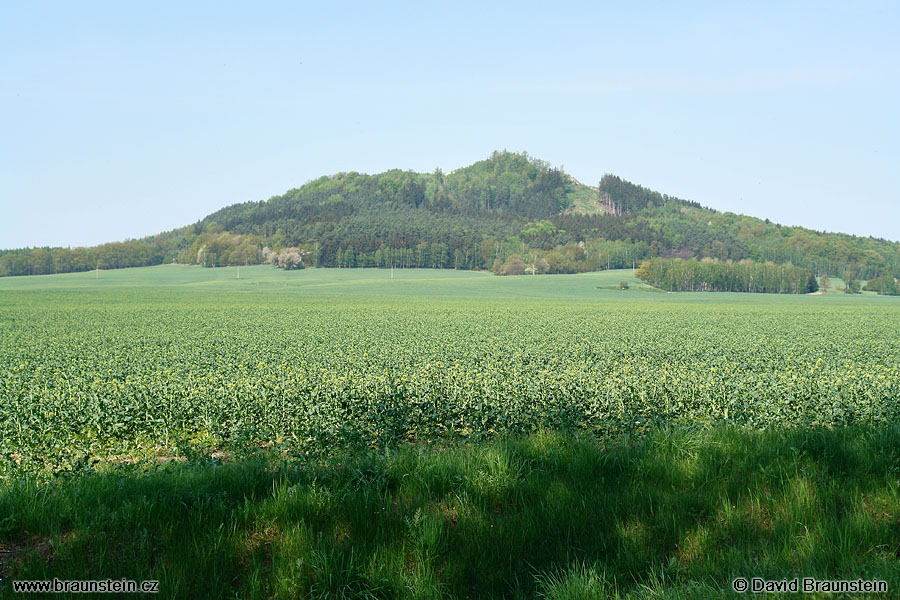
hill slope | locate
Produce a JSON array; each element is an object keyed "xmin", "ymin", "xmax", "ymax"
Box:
[{"xmin": 2, "ymin": 151, "xmax": 898, "ymax": 281}]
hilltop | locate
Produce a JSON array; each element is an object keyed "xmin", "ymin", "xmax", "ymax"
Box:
[{"xmin": 1, "ymin": 151, "xmax": 898, "ymax": 281}]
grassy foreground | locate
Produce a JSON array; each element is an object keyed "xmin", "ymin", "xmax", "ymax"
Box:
[{"xmin": 2, "ymin": 427, "xmax": 899, "ymax": 599}]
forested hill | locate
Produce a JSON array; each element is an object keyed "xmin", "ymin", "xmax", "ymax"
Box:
[{"xmin": 2, "ymin": 151, "xmax": 899, "ymax": 281}]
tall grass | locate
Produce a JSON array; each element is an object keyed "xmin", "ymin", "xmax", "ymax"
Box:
[{"xmin": 1, "ymin": 426, "xmax": 898, "ymax": 598}]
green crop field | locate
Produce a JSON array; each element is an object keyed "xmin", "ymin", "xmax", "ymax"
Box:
[
  {"xmin": 1, "ymin": 266, "xmax": 899, "ymax": 598},
  {"xmin": 3, "ymin": 265, "xmax": 898, "ymax": 471}
]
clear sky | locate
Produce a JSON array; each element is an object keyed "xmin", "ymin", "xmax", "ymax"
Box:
[{"xmin": 2, "ymin": 1, "xmax": 898, "ymax": 249}]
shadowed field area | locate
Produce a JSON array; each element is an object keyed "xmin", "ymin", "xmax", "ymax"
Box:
[{"xmin": 2, "ymin": 428, "xmax": 899, "ymax": 599}]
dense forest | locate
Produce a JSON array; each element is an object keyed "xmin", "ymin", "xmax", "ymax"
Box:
[{"xmin": 2, "ymin": 151, "xmax": 899, "ymax": 283}]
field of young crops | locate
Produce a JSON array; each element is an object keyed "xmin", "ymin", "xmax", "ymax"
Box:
[{"xmin": 2, "ymin": 266, "xmax": 899, "ymax": 477}]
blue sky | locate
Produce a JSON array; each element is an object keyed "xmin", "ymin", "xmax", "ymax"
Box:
[{"xmin": 2, "ymin": 1, "xmax": 898, "ymax": 248}]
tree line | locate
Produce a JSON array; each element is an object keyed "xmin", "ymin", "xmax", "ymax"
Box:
[
  {"xmin": 635, "ymin": 257, "xmax": 819, "ymax": 294},
  {"xmin": 864, "ymin": 276, "xmax": 900, "ymax": 296}
]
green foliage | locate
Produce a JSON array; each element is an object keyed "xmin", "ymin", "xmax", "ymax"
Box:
[
  {"xmin": 520, "ymin": 219, "xmax": 558, "ymax": 239},
  {"xmin": 636, "ymin": 257, "xmax": 816, "ymax": 293},
  {"xmin": 864, "ymin": 275, "xmax": 900, "ymax": 295},
  {"xmin": 598, "ymin": 173, "xmax": 701, "ymax": 214},
  {"xmin": 844, "ymin": 277, "xmax": 862, "ymax": 294},
  {"xmin": 499, "ymin": 254, "xmax": 526, "ymax": 275},
  {"xmin": 0, "ymin": 234, "xmax": 191, "ymax": 276},
  {"xmin": 177, "ymin": 231, "xmax": 265, "ymax": 267},
  {"xmin": 806, "ymin": 272, "xmax": 819, "ymax": 293}
]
